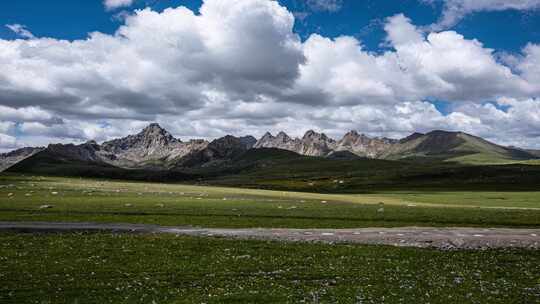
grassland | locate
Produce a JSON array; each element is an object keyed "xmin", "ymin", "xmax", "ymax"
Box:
[
  {"xmin": 1, "ymin": 170, "xmax": 539, "ymax": 303},
  {"xmin": 1, "ymin": 174, "xmax": 539, "ymax": 228},
  {"xmin": 1, "ymin": 232, "xmax": 539, "ymax": 304}
]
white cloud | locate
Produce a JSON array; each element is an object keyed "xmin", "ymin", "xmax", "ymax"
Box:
[
  {"xmin": 518, "ymin": 43, "xmax": 540, "ymax": 85},
  {"xmin": 0, "ymin": 121, "xmax": 15, "ymax": 134},
  {"xmin": 427, "ymin": 0, "xmax": 540, "ymax": 30},
  {"xmin": 294, "ymin": 14, "xmax": 533, "ymax": 105},
  {"xmin": 104, "ymin": 0, "xmax": 135, "ymax": 11},
  {"xmin": 384, "ymin": 14, "xmax": 424, "ymax": 46},
  {"xmin": 0, "ymin": 133, "xmax": 18, "ymax": 151},
  {"xmin": 306, "ymin": 0, "xmax": 343, "ymax": 12},
  {"xmin": 386, "ymin": 15, "xmax": 532, "ymax": 101},
  {"xmin": 0, "ymin": 106, "xmax": 61, "ymax": 124},
  {"xmin": 0, "ymin": 0, "xmax": 539, "ymax": 150},
  {"xmin": 5, "ymin": 24, "xmax": 35, "ymax": 39},
  {"xmin": 0, "ymin": 0, "xmax": 303, "ymax": 116},
  {"xmin": 451, "ymin": 98, "xmax": 540, "ymax": 147}
]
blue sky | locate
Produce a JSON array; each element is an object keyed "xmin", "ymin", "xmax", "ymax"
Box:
[
  {"xmin": 1, "ymin": 0, "xmax": 538, "ymax": 52},
  {"xmin": 0, "ymin": 0, "xmax": 540, "ymax": 150}
]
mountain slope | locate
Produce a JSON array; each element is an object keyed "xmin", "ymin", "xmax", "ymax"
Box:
[
  {"xmin": 174, "ymin": 135, "xmax": 253, "ymax": 168},
  {"xmin": 254, "ymin": 132, "xmax": 302, "ymax": 153},
  {"xmin": 0, "ymin": 147, "xmax": 44, "ymax": 171},
  {"xmin": 100, "ymin": 123, "xmax": 208, "ymax": 168},
  {"xmin": 254, "ymin": 130, "xmax": 338, "ymax": 157},
  {"xmin": 3, "ymin": 124, "xmax": 538, "ymax": 177},
  {"xmin": 524, "ymin": 149, "xmax": 540, "ymax": 158},
  {"xmin": 335, "ymin": 130, "xmax": 397, "ymax": 158},
  {"xmin": 5, "ymin": 141, "xmax": 196, "ymax": 181},
  {"xmin": 5, "ymin": 125, "xmax": 251, "ymax": 175},
  {"xmin": 383, "ymin": 130, "xmax": 536, "ymax": 164},
  {"xmin": 252, "ymin": 129, "xmax": 537, "ymax": 163},
  {"xmin": 6, "ymin": 141, "xmax": 119, "ymax": 176}
]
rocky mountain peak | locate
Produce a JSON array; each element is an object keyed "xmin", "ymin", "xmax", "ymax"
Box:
[
  {"xmin": 144, "ymin": 122, "xmax": 161, "ymax": 130},
  {"xmin": 102, "ymin": 123, "xmax": 180, "ymax": 153},
  {"xmin": 341, "ymin": 130, "xmax": 364, "ymax": 144},
  {"xmin": 4, "ymin": 126, "xmax": 539, "ymax": 173},
  {"xmin": 84, "ymin": 140, "xmax": 100, "ymax": 149},
  {"xmin": 254, "ymin": 131, "xmax": 296, "ymax": 150},
  {"xmin": 139, "ymin": 123, "xmax": 176, "ymax": 143},
  {"xmin": 239, "ymin": 136, "xmax": 257, "ymax": 149},
  {"xmin": 211, "ymin": 135, "xmax": 239, "ymax": 146},
  {"xmin": 276, "ymin": 131, "xmax": 291, "ymax": 142},
  {"xmin": 260, "ymin": 132, "xmax": 274, "ymax": 140},
  {"xmin": 299, "ymin": 130, "xmax": 336, "ymax": 156},
  {"xmin": 303, "ymin": 130, "xmax": 317, "ymax": 139},
  {"xmin": 335, "ymin": 131, "xmax": 398, "ymax": 158},
  {"xmin": 400, "ymin": 132, "xmax": 425, "ymax": 143},
  {"xmin": 344, "ymin": 130, "xmax": 360, "ymax": 138},
  {"xmin": 93, "ymin": 123, "xmax": 207, "ymax": 167},
  {"xmin": 46, "ymin": 142, "xmax": 102, "ymax": 162},
  {"xmin": 302, "ymin": 130, "xmax": 332, "ymax": 142}
]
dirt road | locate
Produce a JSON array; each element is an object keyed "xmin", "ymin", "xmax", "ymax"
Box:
[{"xmin": 1, "ymin": 221, "xmax": 539, "ymax": 249}]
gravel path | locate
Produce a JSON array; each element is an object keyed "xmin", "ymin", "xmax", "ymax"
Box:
[{"xmin": 1, "ymin": 221, "xmax": 539, "ymax": 249}]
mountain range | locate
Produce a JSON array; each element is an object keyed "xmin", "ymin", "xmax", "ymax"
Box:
[{"xmin": 1, "ymin": 123, "xmax": 537, "ymax": 174}]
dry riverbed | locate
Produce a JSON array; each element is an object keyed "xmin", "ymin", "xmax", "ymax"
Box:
[{"xmin": 1, "ymin": 221, "xmax": 539, "ymax": 250}]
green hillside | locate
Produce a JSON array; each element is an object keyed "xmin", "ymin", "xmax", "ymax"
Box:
[
  {"xmin": 204, "ymin": 149, "xmax": 540, "ymax": 192},
  {"xmin": 6, "ymin": 149, "xmax": 195, "ymax": 182},
  {"xmin": 386, "ymin": 130, "xmax": 536, "ymax": 164}
]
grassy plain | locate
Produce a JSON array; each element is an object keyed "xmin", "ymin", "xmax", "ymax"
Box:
[
  {"xmin": 1, "ymin": 232, "xmax": 539, "ymax": 304},
  {"xmin": 1, "ymin": 174, "xmax": 539, "ymax": 228},
  {"xmin": 1, "ymin": 171, "xmax": 539, "ymax": 303}
]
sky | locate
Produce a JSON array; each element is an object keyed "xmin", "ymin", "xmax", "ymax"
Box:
[{"xmin": 0, "ymin": 0, "xmax": 540, "ymax": 152}]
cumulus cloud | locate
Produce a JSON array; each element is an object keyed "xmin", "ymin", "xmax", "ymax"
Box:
[
  {"xmin": 426, "ymin": 0, "xmax": 540, "ymax": 30},
  {"xmin": 293, "ymin": 14, "xmax": 532, "ymax": 105},
  {"xmin": 104, "ymin": 0, "xmax": 135, "ymax": 11},
  {"xmin": 0, "ymin": 0, "xmax": 302, "ymax": 117},
  {"xmin": 0, "ymin": 0, "xmax": 539, "ymax": 151},
  {"xmin": 518, "ymin": 43, "xmax": 540, "ymax": 84},
  {"xmin": 0, "ymin": 106, "xmax": 62, "ymax": 124}
]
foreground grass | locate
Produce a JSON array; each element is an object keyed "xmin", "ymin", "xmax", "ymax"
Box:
[
  {"xmin": 1, "ymin": 174, "xmax": 539, "ymax": 228},
  {"xmin": 0, "ymin": 233, "xmax": 539, "ymax": 304}
]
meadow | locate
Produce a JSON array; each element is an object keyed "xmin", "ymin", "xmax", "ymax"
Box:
[
  {"xmin": 1, "ymin": 173, "xmax": 539, "ymax": 303},
  {"xmin": 1, "ymin": 232, "xmax": 539, "ymax": 304},
  {"xmin": 1, "ymin": 174, "xmax": 539, "ymax": 228}
]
